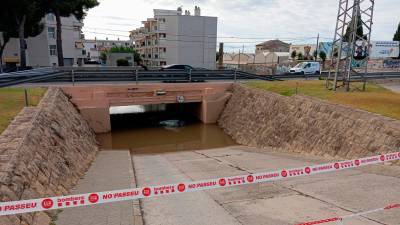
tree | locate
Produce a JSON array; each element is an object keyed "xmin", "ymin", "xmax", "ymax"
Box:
[
  {"xmin": 291, "ymin": 50, "xmax": 297, "ymax": 60},
  {"xmin": 344, "ymin": 11, "xmax": 364, "ymax": 42},
  {"xmin": 108, "ymin": 46, "xmax": 141, "ymax": 64},
  {"xmin": 319, "ymin": 51, "xmax": 327, "ymax": 69},
  {"xmin": 394, "ymin": 22, "xmax": 400, "ymax": 58},
  {"xmin": 319, "ymin": 51, "xmax": 327, "ymax": 62},
  {"xmin": 313, "ymin": 50, "xmax": 318, "ymax": 59},
  {"xmin": 99, "ymin": 51, "xmax": 107, "ymax": 64},
  {"xmin": 41, "ymin": 0, "xmax": 99, "ymax": 66},
  {"xmin": 394, "ymin": 22, "xmax": 400, "ymax": 41},
  {"xmin": 1, "ymin": 0, "xmax": 45, "ymax": 69},
  {"xmin": 0, "ymin": 7, "xmax": 18, "ymax": 73},
  {"xmin": 297, "ymin": 52, "xmax": 304, "ymax": 60}
]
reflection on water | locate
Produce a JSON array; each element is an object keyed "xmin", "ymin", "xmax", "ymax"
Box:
[{"xmin": 97, "ymin": 123, "xmax": 236, "ymax": 154}]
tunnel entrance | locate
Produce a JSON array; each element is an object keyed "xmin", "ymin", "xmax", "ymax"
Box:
[
  {"xmin": 97, "ymin": 103, "xmax": 236, "ymax": 154},
  {"xmin": 110, "ymin": 103, "xmax": 201, "ymax": 129}
]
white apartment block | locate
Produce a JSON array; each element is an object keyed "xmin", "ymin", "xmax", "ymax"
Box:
[
  {"xmin": 129, "ymin": 7, "xmax": 217, "ymax": 69},
  {"xmin": 3, "ymin": 14, "xmax": 85, "ymax": 67}
]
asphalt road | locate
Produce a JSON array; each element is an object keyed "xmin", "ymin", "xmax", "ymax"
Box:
[{"xmin": 382, "ymin": 83, "xmax": 400, "ymax": 93}]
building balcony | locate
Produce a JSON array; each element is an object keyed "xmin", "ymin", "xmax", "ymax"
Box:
[
  {"xmin": 73, "ymin": 21, "xmax": 84, "ymax": 27},
  {"xmin": 159, "ymin": 24, "xmax": 166, "ymax": 31}
]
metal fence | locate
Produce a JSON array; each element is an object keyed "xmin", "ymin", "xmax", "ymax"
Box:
[
  {"xmin": 0, "ymin": 67, "xmax": 279, "ymax": 87},
  {"xmin": 1, "ymin": 67, "xmax": 400, "ymax": 88}
]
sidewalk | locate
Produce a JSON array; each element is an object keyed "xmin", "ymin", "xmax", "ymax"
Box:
[{"xmin": 56, "ymin": 151, "xmax": 142, "ymax": 225}]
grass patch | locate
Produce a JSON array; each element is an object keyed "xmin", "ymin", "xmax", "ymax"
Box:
[
  {"xmin": 0, "ymin": 87, "xmax": 47, "ymax": 134},
  {"xmin": 246, "ymin": 80, "xmax": 400, "ymax": 120}
]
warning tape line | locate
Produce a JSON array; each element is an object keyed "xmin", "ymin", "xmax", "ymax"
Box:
[
  {"xmin": 295, "ymin": 203, "xmax": 400, "ymax": 225},
  {"xmin": 0, "ymin": 151, "xmax": 399, "ymax": 216}
]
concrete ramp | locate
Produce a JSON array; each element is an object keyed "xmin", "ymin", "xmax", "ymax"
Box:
[
  {"xmin": 56, "ymin": 151, "xmax": 142, "ymax": 225},
  {"xmin": 132, "ymin": 154, "xmax": 242, "ymax": 225}
]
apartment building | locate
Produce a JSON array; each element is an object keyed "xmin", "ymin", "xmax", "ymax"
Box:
[
  {"xmin": 129, "ymin": 7, "xmax": 217, "ymax": 69},
  {"xmin": 3, "ymin": 14, "xmax": 85, "ymax": 67}
]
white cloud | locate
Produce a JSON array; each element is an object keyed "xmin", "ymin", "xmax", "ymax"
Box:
[{"xmin": 82, "ymin": 0, "xmax": 400, "ymax": 52}]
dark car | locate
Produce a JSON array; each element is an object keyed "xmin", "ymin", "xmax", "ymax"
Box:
[{"xmin": 160, "ymin": 64, "xmax": 194, "ymax": 71}]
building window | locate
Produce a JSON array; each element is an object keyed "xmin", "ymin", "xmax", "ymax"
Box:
[
  {"xmin": 49, "ymin": 45, "xmax": 57, "ymax": 56},
  {"xmin": 160, "ymin": 33, "xmax": 166, "ymax": 38},
  {"xmin": 159, "ymin": 18, "xmax": 166, "ymax": 23},
  {"xmin": 47, "ymin": 14, "xmax": 55, "ymax": 21},
  {"xmin": 48, "ymin": 27, "xmax": 55, "ymax": 39}
]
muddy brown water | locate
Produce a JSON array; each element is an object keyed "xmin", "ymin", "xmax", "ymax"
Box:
[{"xmin": 97, "ymin": 123, "xmax": 236, "ymax": 154}]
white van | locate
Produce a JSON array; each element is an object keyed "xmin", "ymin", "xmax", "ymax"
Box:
[{"xmin": 289, "ymin": 62, "xmax": 321, "ymax": 75}]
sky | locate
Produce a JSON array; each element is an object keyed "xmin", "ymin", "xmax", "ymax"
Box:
[{"xmin": 82, "ymin": 0, "xmax": 400, "ymax": 52}]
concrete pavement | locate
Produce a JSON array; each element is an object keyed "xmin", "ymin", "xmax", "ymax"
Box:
[
  {"xmin": 132, "ymin": 146, "xmax": 400, "ymax": 225},
  {"xmin": 54, "ymin": 146, "xmax": 400, "ymax": 225},
  {"xmin": 56, "ymin": 151, "xmax": 142, "ymax": 225}
]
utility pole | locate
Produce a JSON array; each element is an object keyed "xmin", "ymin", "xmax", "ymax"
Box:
[
  {"xmin": 238, "ymin": 49, "xmax": 241, "ymax": 70},
  {"xmin": 218, "ymin": 43, "xmax": 224, "ymax": 69},
  {"xmin": 326, "ymin": 0, "xmax": 374, "ymax": 91},
  {"xmin": 315, "ymin": 33, "xmax": 320, "ymax": 62}
]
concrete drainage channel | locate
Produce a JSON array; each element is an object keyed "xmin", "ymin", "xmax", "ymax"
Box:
[{"xmin": 0, "ymin": 83, "xmax": 399, "ymax": 225}]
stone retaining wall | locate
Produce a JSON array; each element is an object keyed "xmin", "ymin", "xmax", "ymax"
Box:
[
  {"xmin": 0, "ymin": 88, "xmax": 98, "ymax": 225},
  {"xmin": 219, "ymin": 84, "xmax": 400, "ymax": 158}
]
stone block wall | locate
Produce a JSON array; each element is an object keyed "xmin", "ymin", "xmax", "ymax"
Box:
[
  {"xmin": 0, "ymin": 88, "xmax": 98, "ymax": 225},
  {"xmin": 219, "ymin": 84, "xmax": 400, "ymax": 158}
]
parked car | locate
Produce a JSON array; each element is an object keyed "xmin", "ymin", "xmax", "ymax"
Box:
[
  {"xmin": 84, "ymin": 60, "xmax": 101, "ymax": 65},
  {"xmin": 159, "ymin": 120, "xmax": 185, "ymax": 127},
  {"xmin": 289, "ymin": 62, "xmax": 321, "ymax": 75},
  {"xmin": 160, "ymin": 64, "xmax": 194, "ymax": 71}
]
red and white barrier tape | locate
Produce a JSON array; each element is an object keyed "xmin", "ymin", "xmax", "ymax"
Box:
[
  {"xmin": 0, "ymin": 151, "xmax": 399, "ymax": 216},
  {"xmin": 295, "ymin": 203, "xmax": 400, "ymax": 225}
]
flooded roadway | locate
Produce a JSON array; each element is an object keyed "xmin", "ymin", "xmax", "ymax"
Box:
[{"xmin": 97, "ymin": 123, "xmax": 236, "ymax": 154}]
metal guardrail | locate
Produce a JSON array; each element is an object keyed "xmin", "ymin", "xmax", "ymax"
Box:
[
  {"xmin": 0, "ymin": 68, "xmax": 69, "ymax": 88},
  {"xmin": 272, "ymin": 71, "xmax": 400, "ymax": 80},
  {"xmin": 0, "ymin": 68, "xmax": 279, "ymax": 87},
  {"xmin": 0, "ymin": 67, "xmax": 399, "ymax": 88}
]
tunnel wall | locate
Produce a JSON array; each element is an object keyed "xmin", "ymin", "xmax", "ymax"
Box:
[
  {"xmin": 62, "ymin": 83, "xmax": 233, "ymax": 133},
  {"xmin": 0, "ymin": 88, "xmax": 98, "ymax": 225},
  {"xmin": 218, "ymin": 84, "xmax": 400, "ymax": 159}
]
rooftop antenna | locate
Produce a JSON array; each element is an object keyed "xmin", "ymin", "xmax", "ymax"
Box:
[{"xmin": 326, "ymin": 0, "xmax": 375, "ymax": 91}]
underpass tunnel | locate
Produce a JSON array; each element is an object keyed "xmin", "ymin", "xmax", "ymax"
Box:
[
  {"xmin": 97, "ymin": 102, "xmax": 235, "ymax": 154},
  {"xmin": 109, "ymin": 103, "xmax": 202, "ymax": 129}
]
